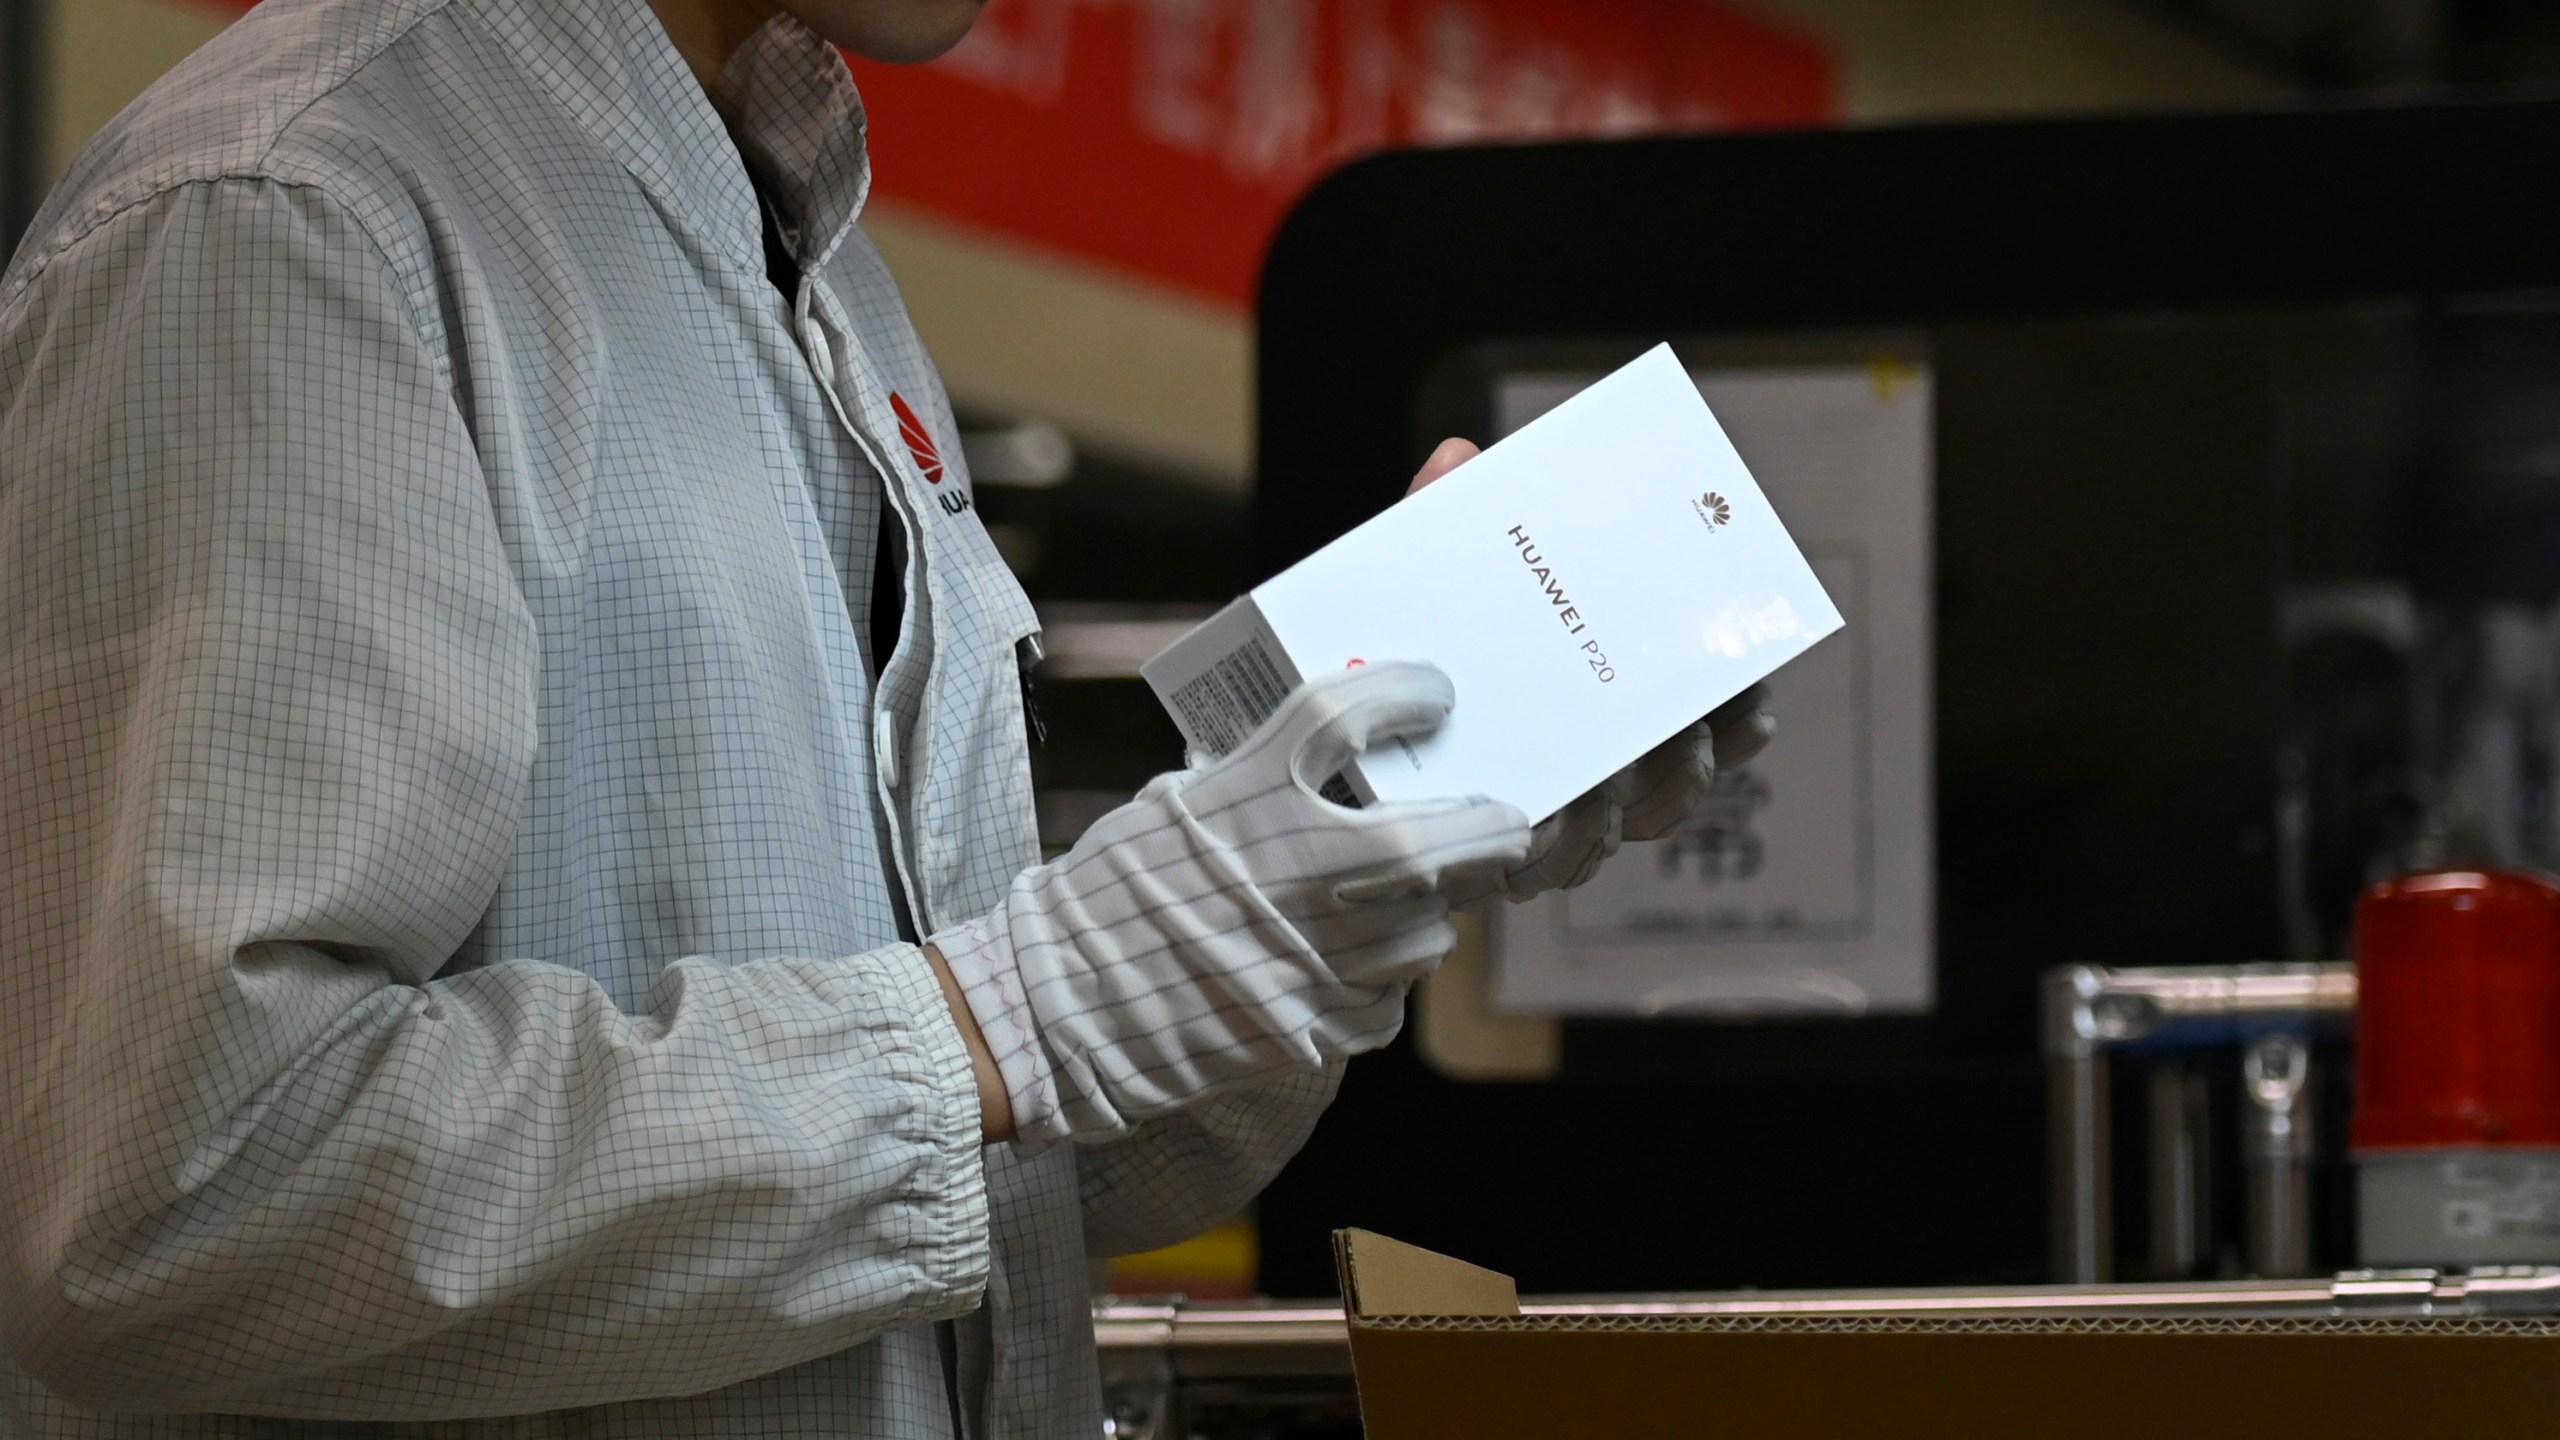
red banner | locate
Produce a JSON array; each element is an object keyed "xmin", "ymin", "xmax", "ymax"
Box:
[
  {"xmin": 853, "ymin": 0, "xmax": 1834, "ymax": 305},
  {"xmin": 202, "ymin": 0, "xmax": 1834, "ymax": 307}
]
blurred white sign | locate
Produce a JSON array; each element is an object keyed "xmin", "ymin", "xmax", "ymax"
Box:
[{"xmin": 1489, "ymin": 362, "xmax": 1935, "ymax": 1017}]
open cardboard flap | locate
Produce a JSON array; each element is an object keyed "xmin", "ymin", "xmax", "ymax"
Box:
[
  {"xmin": 1329, "ymin": 1229, "xmax": 2560, "ymax": 1439},
  {"xmin": 1334, "ymin": 1228, "xmax": 1519, "ymax": 1319}
]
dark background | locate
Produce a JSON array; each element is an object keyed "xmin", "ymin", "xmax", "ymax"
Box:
[{"xmin": 1239, "ymin": 101, "xmax": 2560, "ymax": 1295}]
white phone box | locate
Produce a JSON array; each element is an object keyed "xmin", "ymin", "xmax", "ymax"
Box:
[{"xmin": 1140, "ymin": 344, "xmax": 1844, "ymax": 823}]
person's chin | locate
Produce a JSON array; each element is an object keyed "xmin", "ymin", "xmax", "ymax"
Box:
[{"xmin": 794, "ymin": 0, "xmax": 986, "ymax": 64}]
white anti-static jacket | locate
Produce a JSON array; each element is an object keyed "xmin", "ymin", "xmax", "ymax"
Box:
[{"xmin": 0, "ymin": 0, "xmax": 1334, "ymax": 1433}]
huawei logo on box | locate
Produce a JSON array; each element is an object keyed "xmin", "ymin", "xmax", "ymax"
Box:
[{"xmin": 1693, "ymin": 491, "xmax": 1733, "ymax": 529}]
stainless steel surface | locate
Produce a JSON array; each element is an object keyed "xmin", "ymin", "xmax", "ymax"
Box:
[
  {"xmin": 1525, "ymin": 1267, "xmax": 2560, "ymax": 1317},
  {"xmin": 2047, "ymin": 1048, "xmax": 2110, "ymax": 1283},
  {"xmin": 2147, "ymin": 1057, "xmax": 2212, "ymax": 1278},
  {"xmin": 1096, "ymin": 1301, "xmax": 1357, "ymax": 1378},
  {"xmin": 2242, "ymin": 1032, "xmax": 2317, "ymax": 1275},
  {"xmin": 2045, "ymin": 963, "xmax": 2357, "ymax": 1050},
  {"xmin": 2045, "ymin": 964, "xmax": 2114, "ymax": 1283},
  {"xmin": 2044, "ymin": 961, "xmax": 2356, "ymax": 1282},
  {"xmin": 1095, "ymin": 1300, "xmax": 1355, "ymax": 1440}
]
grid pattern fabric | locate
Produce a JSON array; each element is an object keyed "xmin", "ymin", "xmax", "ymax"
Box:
[{"xmin": 0, "ymin": 0, "xmax": 1333, "ymax": 1433}]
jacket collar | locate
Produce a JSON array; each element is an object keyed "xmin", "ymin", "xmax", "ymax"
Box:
[
  {"xmin": 463, "ymin": 0, "xmax": 870, "ymax": 278},
  {"xmin": 714, "ymin": 16, "xmax": 874, "ymax": 276}
]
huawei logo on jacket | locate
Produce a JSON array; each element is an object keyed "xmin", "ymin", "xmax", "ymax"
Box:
[
  {"xmin": 890, "ymin": 392, "xmax": 972, "ymax": 515},
  {"xmin": 890, "ymin": 392, "xmax": 945, "ymax": 482}
]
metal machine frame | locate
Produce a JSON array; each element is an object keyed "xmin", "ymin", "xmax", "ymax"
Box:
[{"xmin": 2044, "ymin": 962, "xmax": 2357, "ymax": 1282}]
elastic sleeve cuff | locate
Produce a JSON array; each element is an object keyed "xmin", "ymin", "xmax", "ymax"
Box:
[
  {"xmin": 928, "ymin": 915, "xmax": 1068, "ymax": 1146},
  {"xmin": 842, "ymin": 943, "xmax": 994, "ymax": 1298}
]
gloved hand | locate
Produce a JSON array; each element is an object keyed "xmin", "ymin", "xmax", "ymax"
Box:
[
  {"xmin": 931, "ymin": 661, "xmax": 1530, "ymax": 1144},
  {"xmin": 1457, "ymin": 683, "xmax": 1776, "ymax": 904}
]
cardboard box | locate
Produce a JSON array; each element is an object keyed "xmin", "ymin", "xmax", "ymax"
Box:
[
  {"xmin": 1142, "ymin": 345, "xmax": 1841, "ymax": 822},
  {"xmin": 1331, "ymin": 1229, "xmax": 2560, "ymax": 1438}
]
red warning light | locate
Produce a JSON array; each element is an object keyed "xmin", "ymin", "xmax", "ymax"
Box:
[{"xmin": 2354, "ymin": 868, "xmax": 2560, "ymax": 1151}]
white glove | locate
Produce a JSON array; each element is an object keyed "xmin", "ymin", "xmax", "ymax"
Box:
[
  {"xmin": 932, "ymin": 661, "xmax": 1530, "ymax": 1144},
  {"xmin": 1463, "ymin": 683, "xmax": 1777, "ymax": 903}
]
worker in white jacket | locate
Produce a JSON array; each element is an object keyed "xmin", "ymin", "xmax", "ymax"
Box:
[{"xmin": 0, "ymin": 0, "xmax": 1772, "ymax": 1434}]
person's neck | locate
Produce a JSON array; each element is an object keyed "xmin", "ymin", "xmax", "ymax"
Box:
[{"xmin": 646, "ymin": 0, "xmax": 781, "ymax": 86}]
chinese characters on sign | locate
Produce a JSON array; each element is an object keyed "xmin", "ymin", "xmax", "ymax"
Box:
[{"xmin": 852, "ymin": 0, "xmax": 1835, "ymax": 303}]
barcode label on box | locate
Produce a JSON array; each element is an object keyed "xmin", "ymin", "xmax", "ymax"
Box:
[{"xmin": 1167, "ymin": 636, "xmax": 1292, "ymax": 756}]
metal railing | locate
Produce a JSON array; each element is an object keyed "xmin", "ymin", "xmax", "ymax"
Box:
[{"xmin": 2043, "ymin": 961, "xmax": 2357, "ymax": 1284}]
